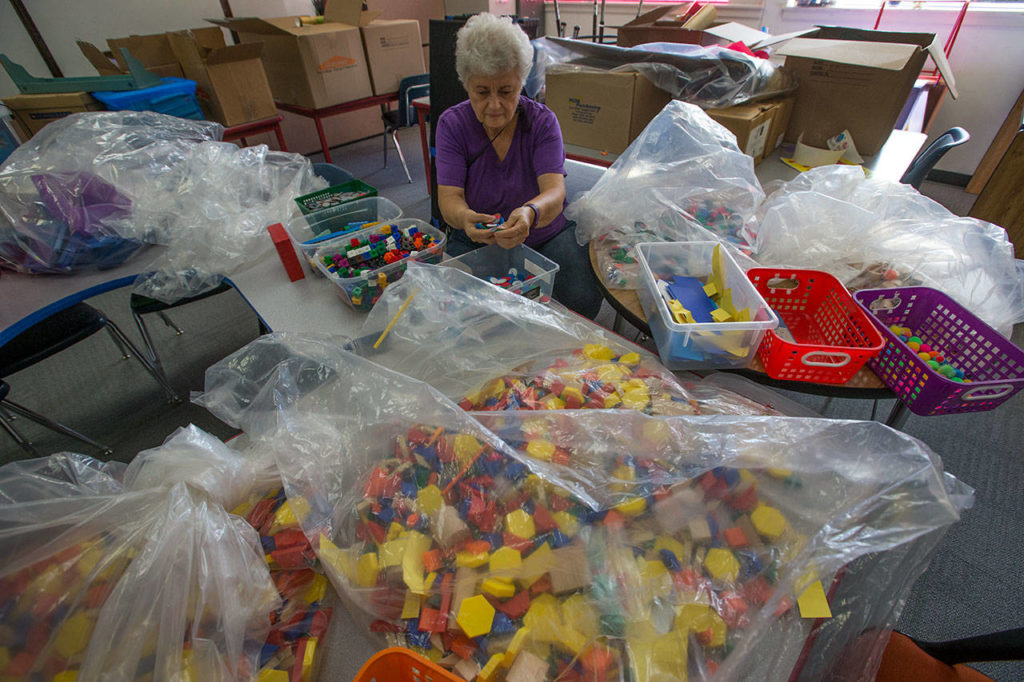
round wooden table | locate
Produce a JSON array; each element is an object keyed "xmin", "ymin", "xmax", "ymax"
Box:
[{"xmin": 588, "ymin": 242, "xmax": 910, "ymax": 424}]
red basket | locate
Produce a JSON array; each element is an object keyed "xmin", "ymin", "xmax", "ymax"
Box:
[
  {"xmin": 854, "ymin": 287, "xmax": 1024, "ymax": 416},
  {"xmin": 747, "ymin": 268, "xmax": 885, "ymax": 384},
  {"xmin": 355, "ymin": 648, "xmax": 460, "ymax": 682}
]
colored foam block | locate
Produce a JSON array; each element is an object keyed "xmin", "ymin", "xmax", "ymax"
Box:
[{"xmin": 267, "ymin": 222, "xmax": 305, "ymax": 282}]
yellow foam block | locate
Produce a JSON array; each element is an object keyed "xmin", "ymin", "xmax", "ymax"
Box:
[
  {"xmin": 505, "ymin": 509, "xmax": 536, "ymax": 539},
  {"xmin": 402, "ymin": 531, "xmax": 433, "ymax": 594},
  {"xmin": 798, "ymin": 580, "xmax": 832, "ymax": 619},
  {"xmin": 401, "ymin": 590, "xmax": 422, "ymax": 619},
  {"xmin": 479, "ymin": 654, "xmax": 505, "ymax": 681},
  {"xmin": 54, "ymin": 611, "xmax": 93, "ymax": 658},
  {"xmin": 704, "ymin": 547, "xmax": 740, "ymax": 583},
  {"xmin": 584, "ymin": 344, "xmax": 616, "ymax": 361},
  {"xmin": 481, "ymin": 577, "xmax": 516, "ymax": 599},
  {"xmin": 378, "ymin": 537, "xmax": 408, "ymax": 568},
  {"xmin": 502, "ymin": 627, "xmax": 532, "ymax": 667},
  {"xmin": 526, "ymin": 440, "xmax": 556, "ymax": 461},
  {"xmin": 489, "ymin": 546, "xmax": 522, "ymax": 575},
  {"xmin": 454, "ymin": 434, "xmax": 483, "ymax": 465},
  {"xmin": 417, "ymin": 484, "xmax": 444, "ymax": 517},
  {"xmin": 751, "ymin": 504, "xmax": 787, "ymax": 540},
  {"xmin": 457, "ymin": 594, "xmax": 496, "ymax": 638},
  {"xmin": 455, "ymin": 551, "xmax": 489, "ymax": 568},
  {"xmin": 356, "ymin": 552, "xmax": 379, "ymax": 588},
  {"xmin": 614, "ymin": 497, "xmax": 647, "ymax": 517},
  {"xmin": 552, "ymin": 511, "xmax": 579, "ymax": 537}
]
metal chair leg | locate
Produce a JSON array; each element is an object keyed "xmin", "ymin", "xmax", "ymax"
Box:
[
  {"xmin": 0, "ymin": 405, "xmax": 36, "ymax": 454},
  {"xmin": 105, "ymin": 326, "xmax": 131, "ymax": 360},
  {"xmin": 391, "ymin": 130, "xmax": 413, "ymax": 184},
  {"xmin": 158, "ymin": 311, "xmax": 183, "ymax": 335},
  {"xmin": 383, "ymin": 127, "xmax": 390, "ymax": 168},
  {"xmin": 132, "ymin": 312, "xmax": 166, "ymax": 381},
  {"xmin": 2, "ymin": 398, "xmax": 113, "ymax": 456},
  {"xmin": 821, "ymin": 396, "xmax": 834, "ymax": 415},
  {"xmin": 104, "ymin": 320, "xmax": 181, "ymax": 403}
]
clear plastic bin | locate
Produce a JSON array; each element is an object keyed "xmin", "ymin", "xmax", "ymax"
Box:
[
  {"xmin": 443, "ymin": 243, "xmax": 559, "ymax": 301},
  {"xmin": 636, "ymin": 241, "xmax": 778, "ymax": 370},
  {"xmin": 287, "ymin": 196, "xmax": 403, "ymax": 266},
  {"xmin": 313, "ymin": 219, "xmax": 446, "ymax": 311}
]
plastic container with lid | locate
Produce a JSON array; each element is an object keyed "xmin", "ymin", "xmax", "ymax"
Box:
[{"xmin": 287, "ymin": 196, "xmax": 403, "ymax": 267}]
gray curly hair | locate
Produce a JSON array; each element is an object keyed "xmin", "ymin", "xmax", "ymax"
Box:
[{"xmin": 455, "ymin": 13, "xmax": 534, "ymax": 87}]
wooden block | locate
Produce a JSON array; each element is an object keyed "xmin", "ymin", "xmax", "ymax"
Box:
[
  {"xmin": 653, "ymin": 485, "xmax": 703, "ymax": 535},
  {"xmin": 266, "ymin": 222, "xmax": 305, "ymax": 282},
  {"xmin": 434, "ymin": 504, "xmax": 471, "ymax": 548},
  {"xmin": 505, "ymin": 650, "xmax": 549, "ymax": 682},
  {"xmin": 548, "ymin": 542, "xmax": 592, "ymax": 595},
  {"xmin": 453, "ymin": 657, "xmax": 481, "ymax": 680},
  {"xmin": 448, "ymin": 567, "xmax": 478, "ymax": 630}
]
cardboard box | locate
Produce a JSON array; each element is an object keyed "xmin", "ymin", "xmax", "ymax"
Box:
[
  {"xmin": 167, "ymin": 32, "xmax": 277, "ymax": 126},
  {"xmin": 706, "ymin": 96, "xmax": 795, "ymax": 164},
  {"xmin": 360, "ymin": 19, "xmax": 425, "ymax": 96},
  {"xmin": 777, "ymin": 26, "xmax": 957, "ymax": 155},
  {"xmin": 209, "ymin": 0, "xmax": 375, "ymax": 109},
  {"xmin": 2, "ymin": 92, "xmax": 103, "ymax": 138},
  {"xmin": 617, "ymin": 2, "xmax": 719, "ymax": 48},
  {"xmin": 545, "ymin": 70, "xmax": 672, "ymax": 155},
  {"xmin": 101, "ymin": 28, "xmax": 226, "ymax": 78}
]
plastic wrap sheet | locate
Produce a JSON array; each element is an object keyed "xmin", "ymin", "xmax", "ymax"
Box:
[
  {"xmin": 193, "ymin": 338, "xmax": 970, "ymax": 681},
  {"xmin": 532, "ymin": 38, "xmax": 785, "ymax": 109},
  {"xmin": 748, "ymin": 165, "xmax": 1024, "ymax": 337},
  {"xmin": 130, "ymin": 143, "xmax": 323, "ymax": 304},
  {"xmin": 0, "ymin": 441, "xmax": 279, "ymax": 681},
  {"xmin": 349, "ymin": 262, "xmax": 777, "ymax": 416},
  {"xmin": 566, "ymin": 100, "xmax": 763, "ymax": 288}
]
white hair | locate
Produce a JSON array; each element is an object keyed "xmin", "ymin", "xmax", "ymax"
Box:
[{"xmin": 455, "ymin": 13, "xmax": 534, "ymax": 87}]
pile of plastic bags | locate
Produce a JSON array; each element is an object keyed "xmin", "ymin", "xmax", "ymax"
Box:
[
  {"xmin": 0, "ymin": 111, "xmax": 323, "ymax": 303},
  {"xmin": 191, "ymin": 311, "xmax": 971, "ymax": 681}
]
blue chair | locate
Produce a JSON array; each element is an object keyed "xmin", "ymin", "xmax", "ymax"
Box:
[
  {"xmin": 381, "ymin": 73, "xmax": 430, "ymax": 184},
  {"xmin": 1, "ymin": 302, "xmax": 181, "ymax": 455},
  {"xmin": 900, "ymin": 127, "xmax": 970, "ymax": 190}
]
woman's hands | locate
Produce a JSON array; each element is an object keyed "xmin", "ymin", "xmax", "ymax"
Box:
[
  {"xmin": 461, "ymin": 210, "xmax": 501, "ymax": 245},
  {"xmin": 492, "ymin": 205, "xmax": 534, "ymax": 249}
]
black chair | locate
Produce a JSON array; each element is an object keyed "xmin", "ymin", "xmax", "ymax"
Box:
[
  {"xmin": 900, "ymin": 127, "xmax": 970, "ymax": 190},
  {"xmin": 381, "ymin": 73, "xmax": 430, "ymax": 184},
  {"xmin": 0, "ymin": 302, "xmax": 180, "ymax": 455}
]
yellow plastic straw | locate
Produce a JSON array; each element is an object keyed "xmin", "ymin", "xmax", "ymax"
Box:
[{"xmin": 373, "ymin": 287, "xmax": 418, "ymax": 349}]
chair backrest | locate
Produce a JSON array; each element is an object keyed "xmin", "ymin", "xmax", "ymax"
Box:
[
  {"xmin": 397, "ymin": 73, "xmax": 430, "ymax": 128},
  {"xmin": 900, "ymin": 126, "xmax": 970, "ymax": 190}
]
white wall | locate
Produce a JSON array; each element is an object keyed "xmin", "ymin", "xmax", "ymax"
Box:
[{"xmin": 542, "ymin": 1, "xmax": 1024, "ymax": 177}]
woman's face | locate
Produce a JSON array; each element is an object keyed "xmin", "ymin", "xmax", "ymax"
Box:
[{"xmin": 466, "ymin": 69, "xmax": 522, "ymax": 133}]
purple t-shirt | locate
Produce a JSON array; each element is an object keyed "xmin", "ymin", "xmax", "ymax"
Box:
[{"xmin": 435, "ymin": 95, "xmax": 567, "ymax": 247}]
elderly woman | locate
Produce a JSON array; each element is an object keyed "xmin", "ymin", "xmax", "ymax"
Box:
[{"xmin": 436, "ymin": 13, "xmax": 603, "ymax": 319}]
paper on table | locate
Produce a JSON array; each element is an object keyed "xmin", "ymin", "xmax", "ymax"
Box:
[{"xmin": 827, "ymin": 129, "xmax": 864, "ymax": 164}]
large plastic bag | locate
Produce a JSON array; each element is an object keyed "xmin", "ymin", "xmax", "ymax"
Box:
[
  {"xmin": 0, "ymin": 445, "xmax": 278, "ymax": 681},
  {"xmin": 349, "ymin": 262, "xmax": 779, "ymax": 416},
  {"xmin": 566, "ymin": 101, "xmax": 763, "ymax": 288},
  {"xmin": 193, "ymin": 333, "xmax": 970, "ymax": 681},
  {"xmin": 532, "ymin": 38, "xmax": 786, "ymax": 109},
  {"xmin": 747, "ymin": 165, "xmax": 1024, "ymax": 336},
  {"xmin": 130, "ymin": 142, "xmax": 322, "ymax": 304},
  {"xmin": 0, "ymin": 111, "xmax": 221, "ymax": 273},
  {"xmin": 0, "ymin": 111, "xmax": 323, "ymax": 303}
]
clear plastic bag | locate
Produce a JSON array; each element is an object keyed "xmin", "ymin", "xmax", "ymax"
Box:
[
  {"xmin": 532, "ymin": 38, "xmax": 787, "ymax": 109},
  {"xmin": 0, "ymin": 111, "xmax": 323, "ymax": 303},
  {"xmin": 0, "ymin": 444, "xmax": 279, "ymax": 681},
  {"xmin": 0, "ymin": 111, "xmax": 220, "ymax": 274},
  {"xmin": 748, "ymin": 165, "xmax": 1024, "ymax": 336},
  {"xmin": 566, "ymin": 101, "xmax": 763, "ymax": 288},
  {"xmin": 130, "ymin": 143, "xmax": 323, "ymax": 304},
  {"xmin": 348, "ymin": 262, "xmax": 777, "ymax": 416},
  {"xmin": 193, "ymin": 334, "xmax": 971, "ymax": 681}
]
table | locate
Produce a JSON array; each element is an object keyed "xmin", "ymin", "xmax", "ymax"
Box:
[
  {"xmin": 411, "ymin": 96, "xmax": 432, "ymax": 195},
  {"xmin": 276, "ymin": 94, "xmax": 398, "ymax": 165},
  {"xmin": 222, "ymin": 114, "xmax": 288, "ymax": 151}
]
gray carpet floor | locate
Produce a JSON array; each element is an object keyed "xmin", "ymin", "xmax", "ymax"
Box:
[{"xmin": 2, "ymin": 126, "xmax": 1020, "ymax": 680}]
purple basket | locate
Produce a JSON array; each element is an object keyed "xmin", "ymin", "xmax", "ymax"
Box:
[{"xmin": 853, "ymin": 287, "xmax": 1024, "ymax": 416}]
